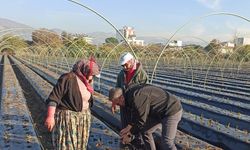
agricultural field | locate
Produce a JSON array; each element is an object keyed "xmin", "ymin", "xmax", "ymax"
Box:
[{"xmin": 0, "ymin": 48, "xmax": 249, "ymax": 149}]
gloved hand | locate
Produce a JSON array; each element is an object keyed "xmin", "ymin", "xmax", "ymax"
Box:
[{"xmin": 44, "ymin": 106, "xmax": 56, "ymax": 132}]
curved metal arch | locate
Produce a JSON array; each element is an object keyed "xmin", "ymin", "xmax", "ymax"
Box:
[
  {"xmin": 0, "ymin": 27, "xmax": 74, "ymax": 71},
  {"xmin": 150, "ymin": 12, "xmax": 250, "ymax": 83},
  {"xmin": 63, "ymin": 36, "xmax": 89, "ymax": 58},
  {"xmin": 67, "ymin": 0, "xmax": 137, "ymax": 59},
  {"xmin": 219, "ymin": 44, "xmax": 247, "ymax": 79},
  {"xmin": 165, "ymin": 36, "xmax": 211, "ymax": 83},
  {"xmin": 0, "ymin": 44, "xmax": 34, "ymax": 64},
  {"xmin": 237, "ymin": 49, "xmax": 250, "ymax": 74},
  {"xmin": 97, "ymin": 41, "xmax": 125, "ymax": 90},
  {"xmin": 0, "ymin": 29, "xmax": 57, "ymax": 56},
  {"xmin": 0, "ymin": 44, "xmax": 21, "ymax": 52}
]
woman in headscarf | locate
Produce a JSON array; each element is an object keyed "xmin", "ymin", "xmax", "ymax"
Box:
[{"xmin": 44, "ymin": 57, "xmax": 100, "ymax": 150}]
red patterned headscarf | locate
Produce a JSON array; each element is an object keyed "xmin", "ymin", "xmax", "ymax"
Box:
[{"xmin": 72, "ymin": 57, "xmax": 100, "ymax": 93}]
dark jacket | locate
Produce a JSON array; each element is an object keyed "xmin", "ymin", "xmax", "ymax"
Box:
[
  {"xmin": 125, "ymin": 84, "xmax": 182, "ymax": 135},
  {"xmin": 116, "ymin": 63, "xmax": 148, "ymax": 91},
  {"xmin": 46, "ymin": 72, "xmax": 93, "ymax": 111}
]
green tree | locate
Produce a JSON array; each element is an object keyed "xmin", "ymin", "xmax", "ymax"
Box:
[
  {"xmin": 105, "ymin": 37, "xmax": 118, "ymax": 44},
  {"xmin": 66, "ymin": 37, "xmax": 95, "ymax": 57},
  {"xmin": 0, "ymin": 34, "xmax": 28, "ymax": 54},
  {"xmin": 61, "ymin": 31, "xmax": 73, "ymax": 47},
  {"xmin": 235, "ymin": 45, "xmax": 250, "ymax": 61},
  {"xmin": 204, "ymin": 39, "xmax": 222, "ymax": 54}
]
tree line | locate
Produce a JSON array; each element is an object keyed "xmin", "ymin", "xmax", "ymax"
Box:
[{"xmin": 0, "ymin": 28, "xmax": 249, "ymax": 62}]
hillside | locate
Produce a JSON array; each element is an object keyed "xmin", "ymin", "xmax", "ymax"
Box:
[{"xmin": 0, "ymin": 18, "xmax": 33, "ymax": 40}]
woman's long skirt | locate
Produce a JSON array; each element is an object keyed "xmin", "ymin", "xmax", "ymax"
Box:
[{"xmin": 52, "ymin": 109, "xmax": 91, "ymax": 150}]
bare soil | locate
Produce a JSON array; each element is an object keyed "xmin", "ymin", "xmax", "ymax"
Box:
[{"xmin": 11, "ymin": 61, "xmax": 53, "ymax": 150}]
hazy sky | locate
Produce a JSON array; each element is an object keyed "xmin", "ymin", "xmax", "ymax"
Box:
[{"xmin": 1, "ymin": 0, "xmax": 250, "ymax": 42}]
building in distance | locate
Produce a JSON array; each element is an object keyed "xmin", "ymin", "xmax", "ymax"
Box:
[
  {"xmin": 169, "ymin": 40, "xmax": 182, "ymax": 47},
  {"xmin": 116, "ymin": 26, "xmax": 144, "ymax": 46},
  {"xmin": 235, "ymin": 37, "xmax": 250, "ymax": 46}
]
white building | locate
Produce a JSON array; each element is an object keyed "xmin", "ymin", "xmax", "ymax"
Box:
[
  {"xmin": 127, "ymin": 39, "xmax": 144, "ymax": 46},
  {"xmin": 219, "ymin": 42, "xmax": 235, "ymax": 54},
  {"xmin": 235, "ymin": 37, "xmax": 250, "ymax": 46},
  {"xmin": 116, "ymin": 26, "xmax": 144, "ymax": 46},
  {"xmin": 225, "ymin": 42, "xmax": 235, "ymax": 48},
  {"xmin": 169, "ymin": 40, "xmax": 182, "ymax": 47},
  {"xmin": 83, "ymin": 37, "xmax": 93, "ymax": 44}
]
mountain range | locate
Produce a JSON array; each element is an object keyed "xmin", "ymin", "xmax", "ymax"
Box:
[
  {"xmin": 0, "ymin": 18, "xmax": 169, "ymax": 45},
  {"xmin": 0, "ymin": 18, "xmax": 33, "ymax": 40},
  {"xmin": 0, "ymin": 18, "xmax": 32, "ymax": 30}
]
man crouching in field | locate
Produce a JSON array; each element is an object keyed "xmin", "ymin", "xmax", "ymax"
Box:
[{"xmin": 109, "ymin": 84, "xmax": 183, "ymax": 150}]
